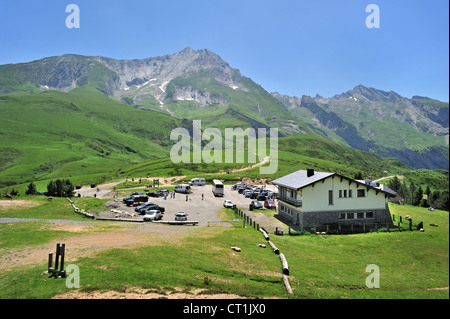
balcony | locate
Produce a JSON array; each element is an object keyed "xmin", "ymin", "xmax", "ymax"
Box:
[{"xmin": 279, "ymin": 196, "xmax": 303, "ymax": 207}]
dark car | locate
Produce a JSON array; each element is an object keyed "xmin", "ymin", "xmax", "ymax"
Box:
[
  {"xmin": 250, "ymin": 192, "xmax": 259, "ymax": 199},
  {"xmin": 123, "ymin": 195, "xmax": 149, "ymax": 206},
  {"xmin": 251, "ymin": 201, "xmax": 263, "ymax": 209},
  {"xmin": 141, "ymin": 204, "xmax": 165, "ymax": 214},
  {"xmin": 148, "ymin": 191, "xmax": 163, "ymax": 197},
  {"xmin": 134, "ymin": 202, "xmax": 155, "ymax": 213},
  {"xmin": 257, "ymin": 194, "xmax": 267, "ymax": 201}
]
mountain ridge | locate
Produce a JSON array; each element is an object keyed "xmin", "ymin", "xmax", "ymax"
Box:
[{"xmin": 0, "ymin": 49, "xmax": 448, "ymax": 170}]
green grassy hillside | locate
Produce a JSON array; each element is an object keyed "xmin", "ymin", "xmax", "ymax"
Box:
[{"xmin": 0, "ymin": 87, "xmax": 180, "ymax": 187}]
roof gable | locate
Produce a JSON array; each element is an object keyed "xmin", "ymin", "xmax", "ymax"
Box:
[
  {"xmin": 271, "ymin": 169, "xmax": 397, "ymax": 197},
  {"xmin": 270, "ymin": 170, "xmax": 334, "ymax": 190}
]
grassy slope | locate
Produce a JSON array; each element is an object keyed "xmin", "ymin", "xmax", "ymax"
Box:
[
  {"xmin": 0, "ymin": 87, "xmax": 179, "ymax": 187},
  {"xmin": 0, "ymin": 200, "xmax": 447, "ymax": 299}
]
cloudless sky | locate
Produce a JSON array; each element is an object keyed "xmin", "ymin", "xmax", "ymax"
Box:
[{"xmin": 0, "ymin": 0, "xmax": 448, "ymax": 101}]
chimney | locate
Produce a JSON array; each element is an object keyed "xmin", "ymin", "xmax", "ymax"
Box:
[{"xmin": 307, "ymin": 169, "xmax": 314, "ymax": 177}]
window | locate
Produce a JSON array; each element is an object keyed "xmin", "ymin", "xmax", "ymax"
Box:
[
  {"xmin": 328, "ymin": 190, "xmax": 333, "ymax": 205},
  {"xmin": 357, "ymin": 212, "xmax": 364, "ymax": 219},
  {"xmin": 357, "ymin": 189, "xmax": 365, "ymax": 197},
  {"xmin": 340, "ymin": 213, "xmax": 346, "ymax": 219},
  {"xmin": 366, "ymin": 212, "xmax": 374, "ymax": 218},
  {"xmin": 349, "ymin": 190, "xmax": 353, "ymax": 197},
  {"xmin": 339, "ymin": 190, "xmax": 342, "ymax": 198},
  {"xmin": 344, "ymin": 190, "xmax": 347, "ymax": 198}
]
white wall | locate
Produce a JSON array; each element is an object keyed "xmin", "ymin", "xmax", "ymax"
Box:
[{"xmin": 302, "ymin": 176, "xmax": 387, "ymax": 212}]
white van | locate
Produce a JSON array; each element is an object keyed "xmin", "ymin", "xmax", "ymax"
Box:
[
  {"xmin": 189, "ymin": 178, "xmax": 206, "ymax": 186},
  {"xmin": 174, "ymin": 184, "xmax": 191, "ymax": 194}
]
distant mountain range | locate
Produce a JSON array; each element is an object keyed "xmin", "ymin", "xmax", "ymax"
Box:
[{"xmin": 0, "ymin": 47, "xmax": 448, "ymax": 171}]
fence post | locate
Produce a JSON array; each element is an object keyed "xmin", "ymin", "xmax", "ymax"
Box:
[{"xmin": 48, "ymin": 252, "xmax": 53, "ymax": 273}]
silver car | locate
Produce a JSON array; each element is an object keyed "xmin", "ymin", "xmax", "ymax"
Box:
[{"xmin": 143, "ymin": 210, "xmax": 162, "ymax": 222}]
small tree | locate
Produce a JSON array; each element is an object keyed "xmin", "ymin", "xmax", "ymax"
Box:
[
  {"xmin": 47, "ymin": 179, "xmax": 74, "ymax": 197},
  {"xmin": 413, "ymin": 186, "xmax": 423, "ymax": 206},
  {"xmin": 25, "ymin": 182, "xmax": 37, "ymax": 195}
]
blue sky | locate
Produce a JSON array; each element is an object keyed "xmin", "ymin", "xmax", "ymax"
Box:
[{"xmin": 0, "ymin": 0, "xmax": 448, "ymax": 101}]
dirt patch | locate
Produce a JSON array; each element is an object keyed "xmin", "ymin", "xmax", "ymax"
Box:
[
  {"xmin": 0, "ymin": 200, "xmax": 42, "ymax": 211},
  {"xmin": 0, "ymin": 222, "xmax": 205, "ymax": 271},
  {"xmin": 53, "ymin": 286, "xmax": 250, "ymax": 299}
]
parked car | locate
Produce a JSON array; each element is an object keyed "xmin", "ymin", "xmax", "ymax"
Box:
[
  {"xmin": 134, "ymin": 202, "xmax": 154, "ymax": 213},
  {"xmin": 251, "ymin": 201, "xmax": 263, "ymax": 209},
  {"xmin": 123, "ymin": 195, "xmax": 149, "ymax": 206},
  {"xmin": 238, "ymin": 187, "xmax": 246, "ymax": 194},
  {"xmin": 175, "ymin": 212, "xmax": 188, "ymax": 221},
  {"xmin": 232, "ymin": 182, "xmax": 246, "ymax": 190},
  {"xmin": 147, "ymin": 190, "xmax": 163, "ymax": 197},
  {"xmin": 189, "ymin": 178, "xmax": 206, "ymax": 186},
  {"xmin": 264, "ymin": 200, "xmax": 276, "ymax": 209},
  {"xmin": 143, "ymin": 210, "xmax": 162, "ymax": 222},
  {"xmin": 175, "ymin": 184, "xmax": 191, "ymax": 194},
  {"xmin": 75, "ymin": 184, "xmax": 82, "ymax": 190},
  {"xmin": 257, "ymin": 194, "xmax": 267, "ymax": 201},
  {"xmin": 243, "ymin": 190, "xmax": 253, "ymax": 197},
  {"xmin": 142, "ymin": 204, "xmax": 165, "ymax": 214},
  {"xmin": 250, "ymin": 192, "xmax": 259, "ymax": 199},
  {"xmin": 223, "ymin": 200, "xmax": 234, "ymax": 208}
]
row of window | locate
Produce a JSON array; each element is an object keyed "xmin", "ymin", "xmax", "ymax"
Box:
[
  {"xmin": 339, "ymin": 212, "xmax": 374, "ymax": 220},
  {"xmin": 329, "ymin": 189, "xmax": 366, "ymax": 204},
  {"xmin": 279, "ymin": 205, "xmax": 295, "ymax": 216},
  {"xmin": 279, "ymin": 204, "xmax": 374, "ymax": 220}
]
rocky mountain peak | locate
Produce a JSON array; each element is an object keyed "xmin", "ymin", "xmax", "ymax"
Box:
[{"xmin": 341, "ymin": 84, "xmax": 404, "ymax": 102}]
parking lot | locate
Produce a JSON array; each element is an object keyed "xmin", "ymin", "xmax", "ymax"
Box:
[{"xmin": 97, "ymin": 184, "xmax": 282, "ymax": 229}]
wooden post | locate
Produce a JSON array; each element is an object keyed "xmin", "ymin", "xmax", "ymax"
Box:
[
  {"xmin": 409, "ymin": 219, "xmax": 413, "ymax": 231},
  {"xmin": 398, "ymin": 222, "xmax": 401, "ymax": 231},
  {"xmin": 48, "ymin": 252, "xmax": 53, "ymax": 272},
  {"xmin": 60, "ymin": 244, "xmax": 65, "ymax": 273},
  {"xmin": 54, "ymin": 243, "xmax": 60, "ymax": 272},
  {"xmin": 399, "ymin": 216, "xmax": 402, "ymax": 223},
  {"xmin": 393, "ymin": 214, "xmax": 395, "ymax": 221},
  {"xmin": 268, "ymin": 241, "xmax": 280, "ymax": 254},
  {"xmin": 282, "ymin": 275, "xmax": 293, "ymax": 294},
  {"xmin": 280, "ymin": 253, "xmax": 289, "ymax": 275}
]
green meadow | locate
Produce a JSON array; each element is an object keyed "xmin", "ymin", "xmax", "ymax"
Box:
[{"xmin": 0, "ymin": 199, "xmax": 447, "ymax": 299}]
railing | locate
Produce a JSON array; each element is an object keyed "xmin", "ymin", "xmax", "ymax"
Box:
[{"xmin": 279, "ymin": 197, "xmax": 303, "ymax": 207}]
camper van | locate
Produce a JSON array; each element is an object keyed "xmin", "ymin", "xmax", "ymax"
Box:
[
  {"xmin": 212, "ymin": 179, "xmax": 224, "ymax": 197},
  {"xmin": 189, "ymin": 178, "xmax": 206, "ymax": 186},
  {"xmin": 174, "ymin": 184, "xmax": 191, "ymax": 194}
]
